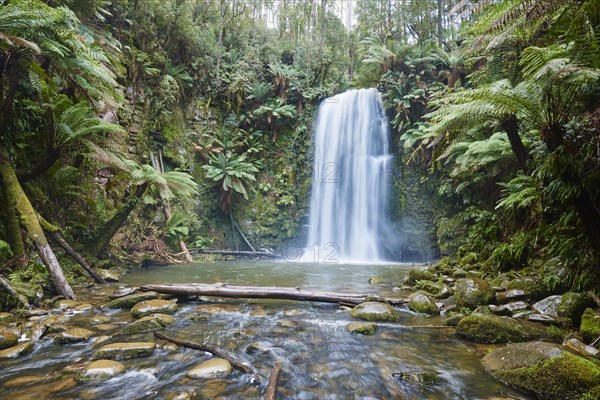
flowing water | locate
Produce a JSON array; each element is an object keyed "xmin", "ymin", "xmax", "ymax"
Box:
[
  {"xmin": 0, "ymin": 261, "xmax": 529, "ymax": 399},
  {"xmin": 304, "ymin": 89, "xmax": 395, "ymax": 263}
]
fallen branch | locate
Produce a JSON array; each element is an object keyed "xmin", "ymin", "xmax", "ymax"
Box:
[
  {"xmin": 140, "ymin": 283, "xmax": 407, "ymax": 305},
  {"xmin": 154, "ymin": 331, "xmax": 262, "ymax": 383},
  {"xmin": 0, "ymin": 274, "xmax": 31, "ymax": 309},
  {"xmin": 265, "ymin": 360, "xmax": 282, "ymax": 400},
  {"xmin": 587, "ymin": 291, "xmax": 600, "ymax": 308},
  {"xmin": 191, "ymin": 249, "xmax": 282, "ymax": 259}
]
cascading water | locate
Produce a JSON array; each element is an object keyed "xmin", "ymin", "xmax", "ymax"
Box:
[{"xmin": 304, "ymin": 88, "xmax": 394, "ymax": 263}]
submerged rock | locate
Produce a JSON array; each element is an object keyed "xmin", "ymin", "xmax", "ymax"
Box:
[
  {"xmin": 94, "ymin": 342, "xmax": 156, "ymax": 360},
  {"xmin": 104, "ymin": 291, "xmax": 158, "ymax": 309},
  {"xmin": 350, "ymin": 301, "xmax": 399, "ymax": 322},
  {"xmin": 454, "ymin": 278, "xmax": 495, "ymax": 309},
  {"xmin": 186, "ymin": 358, "xmax": 232, "ymax": 378},
  {"xmin": 394, "ymin": 370, "xmax": 442, "ymax": 386},
  {"xmin": 482, "ymin": 341, "xmax": 600, "ymax": 400},
  {"xmin": 0, "ymin": 341, "xmax": 34, "ymax": 358},
  {"xmin": 0, "ymin": 332, "xmax": 18, "ymax": 350},
  {"xmin": 455, "ymin": 313, "xmax": 563, "ymax": 344},
  {"xmin": 408, "ymin": 292, "xmax": 438, "ymax": 315},
  {"xmin": 77, "ymin": 360, "xmax": 125, "ymax": 381},
  {"xmin": 580, "ymin": 308, "xmax": 600, "ymax": 343},
  {"xmin": 346, "ymin": 322, "xmax": 377, "ymax": 335},
  {"xmin": 131, "ymin": 299, "xmax": 177, "ymax": 318},
  {"xmin": 368, "ymin": 276, "xmax": 383, "ymax": 284}
]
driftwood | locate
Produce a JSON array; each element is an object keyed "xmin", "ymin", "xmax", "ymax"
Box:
[
  {"xmin": 154, "ymin": 332, "xmax": 262, "ymax": 383},
  {"xmin": 192, "ymin": 249, "xmax": 282, "ymax": 259},
  {"xmin": 0, "ymin": 274, "xmax": 31, "ymax": 309},
  {"xmin": 265, "ymin": 360, "xmax": 282, "ymax": 400},
  {"xmin": 140, "ymin": 283, "xmax": 407, "ymax": 305}
]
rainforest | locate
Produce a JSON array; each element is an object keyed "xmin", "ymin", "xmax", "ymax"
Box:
[{"xmin": 1, "ymin": 0, "xmax": 600, "ymax": 399}]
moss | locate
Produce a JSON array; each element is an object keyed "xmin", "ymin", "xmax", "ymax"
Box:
[
  {"xmin": 492, "ymin": 352, "xmax": 600, "ymax": 400},
  {"xmin": 454, "ymin": 278, "xmax": 495, "ymax": 309},
  {"xmin": 556, "ymin": 292, "xmax": 593, "ymax": 327},
  {"xmin": 506, "ymin": 277, "xmax": 552, "ymax": 301},
  {"xmin": 350, "ymin": 302, "xmax": 400, "ymax": 322},
  {"xmin": 104, "ymin": 292, "xmax": 158, "ymax": 309},
  {"xmin": 455, "ymin": 314, "xmax": 564, "ymax": 344},
  {"xmin": 408, "ymin": 292, "xmax": 439, "ymax": 315},
  {"xmin": 580, "ymin": 308, "xmax": 600, "ymax": 343},
  {"xmin": 346, "ymin": 322, "xmax": 377, "ymax": 335},
  {"xmin": 405, "ymin": 269, "xmax": 435, "ymax": 285}
]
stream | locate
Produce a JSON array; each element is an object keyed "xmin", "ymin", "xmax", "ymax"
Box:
[{"xmin": 0, "ymin": 260, "xmax": 530, "ymax": 399}]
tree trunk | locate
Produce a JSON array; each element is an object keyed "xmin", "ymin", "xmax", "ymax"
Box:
[
  {"xmin": 140, "ymin": 283, "xmax": 407, "ymax": 305},
  {"xmin": 1, "ymin": 177, "xmax": 24, "ymax": 257},
  {"xmin": 501, "ymin": 114, "xmax": 528, "ymax": 170},
  {"xmin": 87, "ymin": 182, "xmax": 148, "ymax": 258},
  {"xmin": 0, "ymin": 274, "xmax": 31, "ymax": 309},
  {"xmin": 216, "ymin": 0, "xmax": 225, "ymax": 80},
  {"xmin": 0, "ymin": 156, "xmax": 75, "ymax": 299}
]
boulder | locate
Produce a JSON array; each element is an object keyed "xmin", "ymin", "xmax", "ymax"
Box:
[
  {"xmin": 131, "ymin": 299, "xmax": 177, "ymax": 319},
  {"xmin": 55, "ymin": 300, "xmax": 82, "ymax": 310},
  {"xmin": 0, "ymin": 332, "xmax": 18, "ymax": 350},
  {"xmin": 490, "ymin": 301, "xmax": 529, "ymax": 316},
  {"xmin": 55, "ymin": 328, "xmax": 94, "ymax": 344},
  {"xmin": 186, "ymin": 358, "xmax": 232, "ymax": 378},
  {"xmin": 408, "ymin": 292, "xmax": 438, "ymax": 315},
  {"xmin": 454, "ymin": 278, "xmax": 495, "ymax": 309},
  {"xmin": 95, "ymin": 324, "xmax": 119, "ymax": 333},
  {"xmin": 0, "ymin": 341, "xmax": 34, "ymax": 358},
  {"xmin": 0, "ymin": 312, "xmax": 14, "ymax": 323},
  {"xmin": 105, "ymin": 291, "xmax": 158, "ymax": 309},
  {"xmin": 580, "ymin": 308, "xmax": 600, "ymax": 343},
  {"xmin": 94, "ymin": 342, "xmax": 156, "ymax": 360},
  {"xmin": 527, "ymin": 314, "xmax": 559, "ymax": 326},
  {"xmin": 123, "ymin": 314, "xmax": 174, "ymax": 334},
  {"xmin": 532, "ymin": 295, "xmax": 562, "ymax": 316},
  {"xmin": 77, "ymin": 360, "xmax": 125, "ymax": 381},
  {"xmin": 350, "ymin": 301, "xmax": 399, "ymax": 322},
  {"xmin": 368, "ymin": 276, "xmax": 383, "ymax": 284},
  {"xmin": 482, "ymin": 341, "xmax": 600, "ymax": 400},
  {"xmin": 455, "ymin": 313, "xmax": 563, "ymax": 344},
  {"xmin": 99, "ymin": 269, "xmax": 120, "ymax": 282},
  {"xmin": 496, "ymin": 289, "xmax": 527, "ymax": 304},
  {"xmin": 346, "ymin": 322, "xmax": 377, "ymax": 335},
  {"xmin": 563, "ymin": 338, "xmax": 599, "ymax": 358},
  {"xmin": 394, "ymin": 370, "xmax": 441, "ymax": 386},
  {"xmin": 417, "ymin": 282, "xmax": 453, "ymax": 299},
  {"xmin": 557, "ymin": 292, "xmax": 593, "ymax": 326},
  {"xmin": 405, "ymin": 269, "xmax": 435, "ymax": 285},
  {"xmin": 506, "ymin": 277, "xmax": 552, "ymax": 301}
]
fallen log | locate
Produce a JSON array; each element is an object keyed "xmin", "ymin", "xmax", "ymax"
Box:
[
  {"xmin": 191, "ymin": 249, "xmax": 282, "ymax": 259},
  {"xmin": 140, "ymin": 283, "xmax": 407, "ymax": 305},
  {"xmin": 154, "ymin": 331, "xmax": 262, "ymax": 383},
  {"xmin": 265, "ymin": 360, "xmax": 282, "ymax": 400},
  {"xmin": 0, "ymin": 274, "xmax": 31, "ymax": 309}
]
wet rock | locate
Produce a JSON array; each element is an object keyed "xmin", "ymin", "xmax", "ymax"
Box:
[
  {"xmin": 496, "ymin": 289, "xmax": 527, "ymax": 304},
  {"xmin": 105, "ymin": 291, "xmax": 159, "ymax": 309},
  {"xmin": 454, "ymin": 278, "xmax": 495, "ymax": 309},
  {"xmin": 55, "ymin": 299, "xmax": 81, "ymax": 309},
  {"xmin": 408, "ymin": 292, "xmax": 438, "ymax": 315},
  {"xmin": 490, "ymin": 301, "xmax": 529, "ymax": 316},
  {"xmin": 165, "ymin": 392, "xmax": 195, "ymax": 400},
  {"xmin": 350, "ymin": 301, "xmax": 399, "ymax": 322},
  {"xmin": 580, "ymin": 308, "xmax": 600, "ymax": 343},
  {"xmin": 77, "ymin": 360, "xmax": 126, "ymax": 381},
  {"xmin": 394, "ymin": 370, "xmax": 442, "ymax": 386},
  {"xmin": 91, "ymin": 335, "xmax": 111, "ymax": 348},
  {"xmin": 186, "ymin": 358, "xmax": 232, "ymax": 378},
  {"xmin": 532, "ymin": 295, "xmax": 562, "ymax": 316},
  {"xmin": 506, "ymin": 277, "xmax": 551, "ymax": 301},
  {"xmin": 95, "ymin": 324, "xmax": 119, "ymax": 332},
  {"xmin": 75, "ymin": 303, "xmax": 93, "ymax": 312},
  {"xmin": 194, "ymin": 303, "xmax": 241, "ymax": 316},
  {"xmin": 405, "ymin": 269, "xmax": 435, "ymax": 285},
  {"xmin": 368, "ymin": 276, "xmax": 383, "ymax": 284},
  {"xmin": 0, "ymin": 332, "xmax": 18, "ymax": 349},
  {"xmin": 90, "ymin": 315, "xmax": 111, "ymax": 325},
  {"xmin": 3, "ymin": 375, "xmax": 48, "ymax": 388},
  {"xmin": 131, "ymin": 299, "xmax": 177, "ymax": 318},
  {"xmin": 451, "ymin": 269, "xmax": 467, "ymax": 278},
  {"xmin": 55, "ymin": 327, "xmax": 94, "ymax": 344},
  {"xmin": 527, "ymin": 314, "xmax": 559, "ymax": 326},
  {"xmin": 482, "ymin": 341, "xmax": 600, "ymax": 400},
  {"xmin": 443, "ymin": 314, "xmax": 464, "ymax": 326},
  {"xmin": 246, "ymin": 342, "xmax": 269, "ymax": 354},
  {"xmin": 25, "ymin": 323, "xmax": 46, "ymax": 341},
  {"xmin": 417, "ymin": 282, "xmax": 453, "ymax": 299},
  {"xmin": 0, "ymin": 312, "xmax": 14, "ymax": 323},
  {"xmin": 99, "ymin": 269, "xmax": 120, "ymax": 282},
  {"xmin": 109, "ymin": 287, "xmax": 137, "ymax": 298},
  {"xmin": 346, "ymin": 322, "xmax": 377, "ymax": 335},
  {"xmin": 563, "ymin": 338, "xmax": 599, "ymax": 358},
  {"xmin": 123, "ymin": 314, "xmax": 173, "ymax": 334},
  {"xmin": 0, "ymin": 341, "xmax": 34, "ymax": 358},
  {"xmin": 455, "ymin": 314, "xmax": 563, "ymax": 344},
  {"xmin": 557, "ymin": 292, "xmax": 593, "ymax": 326},
  {"xmin": 94, "ymin": 342, "xmax": 156, "ymax": 359}
]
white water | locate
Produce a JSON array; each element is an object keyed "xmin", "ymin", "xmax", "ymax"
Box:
[{"xmin": 304, "ymin": 88, "xmax": 393, "ymax": 263}]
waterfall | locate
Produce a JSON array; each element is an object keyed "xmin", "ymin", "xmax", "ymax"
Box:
[{"xmin": 303, "ymin": 88, "xmax": 393, "ymax": 263}]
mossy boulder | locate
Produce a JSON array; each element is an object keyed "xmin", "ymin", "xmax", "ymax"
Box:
[
  {"xmin": 405, "ymin": 269, "xmax": 435, "ymax": 285},
  {"xmin": 454, "ymin": 278, "xmax": 495, "ymax": 309},
  {"xmin": 482, "ymin": 341, "xmax": 600, "ymax": 400},
  {"xmin": 55, "ymin": 328, "xmax": 94, "ymax": 344},
  {"xmin": 408, "ymin": 292, "xmax": 438, "ymax": 315},
  {"xmin": 557, "ymin": 292, "xmax": 593, "ymax": 326},
  {"xmin": 395, "ymin": 370, "xmax": 442, "ymax": 387},
  {"xmin": 123, "ymin": 313, "xmax": 175, "ymax": 334},
  {"xmin": 416, "ymin": 281, "xmax": 452, "ymax": 299},
  {"xmin": 506, "ymin": 277, "xmax": 552, "ymax": 301},
  {"xmin": 455, "ymin": 314, "xmax": 564, "ymax": 344},
  {"xmin": 350, "ymin": 301, "xmax": 399, "ymax": 322},
  {"xmin": 0, "ymin": 332, "xmax": 18, "ymax": 349},
  {"xmin": 77, "ymin": 360, "xmax": 126, "ymax": 381},
  {"xmin": 580, "ymin": 308, "xmax": 600, "ymax": 343},
  {"xmin": 0, "ymin": 341, "xmax": 34, "ymax": 358},
  {"xmin": 346, "ymin": 321, "xmax": 377, "ymax": 335},
  {"xmin": 0, "ymin": 312, "xmax": 14, "ymax": 323},
  {"xmin": 104, "ymin": 291, "xmax": 159, "ymax": 309},
  {"xmin": 131, "ymin": 299, "xmax": 177, "ymax": 319},
  {"xmin": 94, "ymin": 342, "xmax": 156, "ymax": 360}
]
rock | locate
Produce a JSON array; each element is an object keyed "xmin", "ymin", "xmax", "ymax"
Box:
[
  {"xmin": 3, "ymin": 375, "xmax": 49, "ymax": 388},
  {"xmin": 109, "ymin": 287, "xmax": 137, "ymax": 298},
  {"xmin": 580, "ymin": 308, "xmax": 600, "ymax": 343},
  {"xmin": 532, "ymin": 295, "xmax": 562, "ymax": 316},
  {"xmin": 90, "ymin": 315, "xmax": 111, "ymax": 325},
  {"xmin": 187, "ymin": 358, "xmax": 232, "ymax": 378},
  {"xmin": 563, "ymin": 338, "xmax": 599, "ymax": 358},
  {"xmin": 246, "ymin": 342, "xmax": 268, "ymax": 354},
  {"xmin": 0, "ymin": 341, "xmax": 34, "ymax": 358},
  {"xmin": 123, "ymin": 314, "xmax": 174, "ymax": 334},
  {"xmin": 394, "ymin": 371, "xmax": 441, "ymax": 386},
  {"xmin": 368, "ymin": 276, "xmax": 383, "ymax": 284},
  {"xmin": 443, "ymin": 314, "xmax": 464, "ymax": 326},
  {"xmin": 75, "ymin": 303, "xmax": 93, "ymax": 312},
  {"xmin": 408, "ymin": 292, "xmax": 438, "ymax": 315},
  {"xmin": 0, "ymin": 312, "xmax": 14, "ymax": 323},
  {"xmin": 77, "ymin": 360, "xmax": 125, "ymax": 381},
  {"xmin": 346, "ymin": 322, "xmax": 377, "ymax": 335},
  {"xmin": 506, "ymin": 277, "xmax": 551, "ymax": 301},
  {"xmin": 405, "ymin": 269, "xmax": 435, "ymax": 285},
  {"xmin": 95, "ymin": 324, "xmax": 119, "ymax": 332},
  {"xmin": 55, "ymin": 327, "xmax": 94, "ymax": 344},
  {"xmin": 482, "ymin": 341, "xmax": 600, "ymax": 400},
  {"xmin": 55, "ymin": 299, "xmax": 82, "ymax": 309},
  {"xmin": 349, "ymin": 301, "xmax": 399, "ymax": 322},
  {"xmin": 454, "ymin": 278, "xmax": 495, "ymax": 309},
  {"xmin": 496, "ymin": 289, "xmax": 527, "ymax": 304},
  {"xmin": 94, "ymin": 342, "xmax": 156, "ymax": 360},
  {"xmin": 557, "ymin": 292, "xmax": 593, "ymax": 326},
  {"xmin": 131, "ymin": 299, "xmax": 177, "ymax": 318},
  {"xmin": 417, "ymin": 281, "xmax": 453, "ymax": 299},
  {"xmin": 0, "ymin": 332, "xmax": 18, "ymax": 349},
  {"xmin": 490, "ymin": 301, "xmax": 529, "ymax": 316},
  {"xmin": 91, "ymin": 335, "xmax": 111, "ymax": 348},
  {"xmin": 105, "ymin": 291, "xmax": 159, "ymax": 309},
  {"xmin": 455, "ymin": 314, "xmax": 563, "ymax": 344},
  {"xmin": 99, "ymin": 269, "xmax": 120, "ymax": 282},
  {"xmin": 451, "ymin": 269, "xmax": 467, "ymax": 278},
  {"xmin": 165, "ymin": 392, "xmax": 195, "ymax": 400},
  {"xmin": 527, "ymin": 314, "xmax": 559, "ymax": 325}
]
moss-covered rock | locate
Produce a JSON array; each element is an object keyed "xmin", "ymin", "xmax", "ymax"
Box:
[
  {"xmin": 0, "ymin": 332, "xmax": 18, "ymax": 349},
  {"xmin": 104, "ymin": 291, "xmax": 159, "ymax": 309},
  {"xmin": 131, "ymin": 299, "xmax": 177, "ymax": 319},
  {"xmin": 506, "ymin": 277, "xmax": 552, "ymax": 301},
  {"xmin": 443, "ymin": 314, "xmax": 465, "ymax": 326},
  {"xmin": 123, "ymin": 313, "xmax": 174, "ymax": 334},
  {"xmin": 454, "ymin": 278, "xmax": 495, "ymax": 309},
  {"xmin": 408, "ymin": 292, "xmax": 438, "ymax": 315},
  {"xmin": 0, "ymin": 312, "xmax": 14, "ymax": 323},
  {"xmin": 94, "ymin": 342, "xmax": 156, "ymax": 360},
  {"xmin": 405, "ymin": 269, "xmax": 435, "ymax": 285},
  {"xmin": 350, "ymin": 301, "xmax": 399, "ymax": 322},
  {"xmin": 455, "ymin": 314, "xmax": 564, "ymax": 344},
  {"xmin": 346, "ymin": 322, "xmax": 377, "ymax": 335},
  {"xmin": 0, "ymin": 341, "xmax": 34, "ymax": 358},
  {"xmin": 580, "ymin": 308, "xmax": 600, "ymax": 343},
  {"xmin": 482, "ymin": 341, "xmax": 600, "ymax": 400},
  {"xmin": 395, "ymin": 371, "xmax": 442, "ymax": 386},
  {"xmin": 557, "ymin": 292, "xmax": 593, "ymax": 326},
  {"xmin": 416, "ymin": 281, "xmax": 452, "ymax": 299}
]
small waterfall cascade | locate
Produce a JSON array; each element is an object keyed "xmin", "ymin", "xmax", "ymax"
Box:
[{"xmin": 303, "ymin": 88, "xmax": 393, "ymax": 263}]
